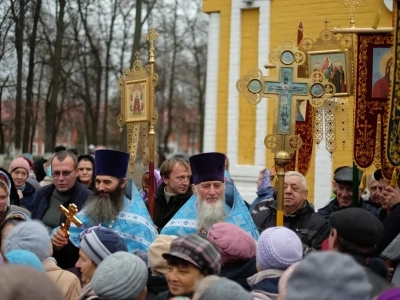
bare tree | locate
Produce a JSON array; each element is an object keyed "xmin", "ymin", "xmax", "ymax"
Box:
[
  {"xmin": 23, "ymin": 0, "xmax": 42, "ymax": 153},
  {"xmin": 10, "ymin": 0, "xmax": 27, "ymax": 154},
  {"xmin": 162, "ymin": 0, "xmax": 179, "ymax": 152},
  {"xmin": 45, "ymin": 0, "xmax": 66, "ymax": 153}
]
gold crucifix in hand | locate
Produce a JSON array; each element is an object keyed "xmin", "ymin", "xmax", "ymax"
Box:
[{"xmin": 59, "ymin": 204, "xmax": 82, "ymax": 238}]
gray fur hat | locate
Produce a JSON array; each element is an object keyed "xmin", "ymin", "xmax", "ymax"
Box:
[
  {"xmin": 5, "ymin": 220, "xmax": 51, "ymax": 261},
  {"xmin": 91, "ymin": 252, "xmax": 148, "ymax": 300}
]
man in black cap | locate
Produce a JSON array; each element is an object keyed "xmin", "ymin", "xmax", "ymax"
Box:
[
  {"xmin": 160, "ymin": 152, "xmax": 258, "ymax": 239},
  {"xmin": 318, "ymin": 166, "xmax": 366, "ymax": 220},
  {"xmin": 328, "ymin": 207, "xmax": 393, "ymax": 296}
]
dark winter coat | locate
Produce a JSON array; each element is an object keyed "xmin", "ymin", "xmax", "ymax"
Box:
[
  {"xmin": 253, "ymin": 200, "xmax": 329, "ymax": 250},
  {"xmin": 153, "ymin": 183, "xmax": 193, "ymax": 230},
  {"xmin": 248, "ymin": 269, "xmax": 284, "ymax": 300},
  {"xmin": 146, "ymin": 269, "xmax": 169, "ymax": 300},
  {"xmin": 318, "ymin": 197, "xmax": 367, "ymax": 220},
  {"xmin": 375, "ymin": 202, "xmax": 400, "ymax": 256},
  {"xmin": 31, "ymin": 182, "xmax": 91, "ymax": 222},
  {"xmin": 350, "ymin": 254, "xmax": 393, "ymax": 298},
  {"xmin": 364, "ymin": 199, "xmax": 381, "ymax": 218},
  {"xmin": 153, "ymin": 291, "xmax": 193, "ymax": 300},
  {"xmin": 220, "ymin": 257, "xmax": 258, "ymax": 291},
  {"xmin": 19, "ymin": 181, "xmax": 37, "ymax": 212}
]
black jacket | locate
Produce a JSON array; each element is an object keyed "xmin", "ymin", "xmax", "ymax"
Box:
[
  {"xmin": 31, "ymin": 182, "xmax": 91, "ymax": 222},
  {"xmin": 153, "ymin": 183, "xmax": 193, "ymax": 230},
  {"xmin": 146, "ymin": 269, "xmax": 169, "ymax": 300},
  {"xmin": 375, "ymin": 202, "xmax": 400, "ymax": 256},
  {"xmin": 318, "ymin": 197, "xmax": 367, "ymax": 220},
  {"xmin": 253, "ymin": 200, "xmax": 329, "ymax": 250},
  {"xmin": 220, "ymin": 257, "xmax": 258, "ymax": 291}
]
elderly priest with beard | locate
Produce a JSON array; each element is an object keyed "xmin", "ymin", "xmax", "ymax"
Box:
[
  {"xmin": 51, "ymin": 149, "xmax": 158, "ymax": 269},
  {"xmin": 161, "ymin": 152, "xmax": 259, "ymax": 239}
]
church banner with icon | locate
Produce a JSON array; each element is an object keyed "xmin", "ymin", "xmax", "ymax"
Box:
[
  {"xmin": 125, "ymin": 79, "xmax": 151, "ymax": 123},
  {"xmin": 353, "ymin": 33, "xmax": 393, "ymax": 177}
]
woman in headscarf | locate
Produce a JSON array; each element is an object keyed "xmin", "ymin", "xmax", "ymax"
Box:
[
  {"xmin": 0, "ymin": 168, "xmax": 20, "ymax": 206},
  {"xmin": 140, "ymin": 169, "xmax": 163, "ymax": 202},
  {"xmin": 0, "ymin": 179, "xmax": 30, "ymax": 226},
  {"xmin": 76, "ymin": 155, "xmax": 95, "ymax": 190},
  {"xmin": 8, "ymin": 157, "xmax": 37, "ymax": 212}
]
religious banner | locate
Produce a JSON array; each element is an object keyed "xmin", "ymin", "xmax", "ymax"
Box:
[
  {"xmin": 286, "ymin": 100, "xmax": 314, "ymax": 175},
  {"xmin": 117, "ymin": 29, "xmax": 159, "ymax": 175},
  {"xmin": 386, "ymin": 2, "xmax": 400, "ymax": 176},
  {"xmin": 354, "ymin": 33, "xmax": 392, "ymax": 177}
]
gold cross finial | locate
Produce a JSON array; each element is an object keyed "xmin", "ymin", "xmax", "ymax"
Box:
[
  {"xmin": 135, "ymin": 51, "xmax": 140, "ymax": 61},
  {"xmin": 324, "ymin": 20, "xmax": 330, "ymax": 28},
  {"xmin": 146, "ymin": 27, "xmax": 159, "ymax": 63},
  {"xmin": 59, "ymin": 203, "xmax": 82, "ymax": 238}
]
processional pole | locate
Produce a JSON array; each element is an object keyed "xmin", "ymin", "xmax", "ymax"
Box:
[
  {"xmin": 117, "ymin": 28, "xmax": 159, "ymax": 219},
  {"xmin": 146, "ymin": 28, "xmax": 160, "ymax": 218}
]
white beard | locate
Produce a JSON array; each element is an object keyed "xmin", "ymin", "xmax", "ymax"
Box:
[{"xmin": 196, "ymin": 196, "xmax": 226, "ymax": 232}]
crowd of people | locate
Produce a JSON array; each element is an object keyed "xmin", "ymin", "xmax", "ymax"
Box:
[{"xmin": 0, "ymin": 147, "xmax": 400, "ymax": 300}]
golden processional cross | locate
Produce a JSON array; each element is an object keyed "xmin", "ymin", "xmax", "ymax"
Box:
[
  {"xmin": 237, "ymin": 41, "xmax": 334, "ymax": 225},
  {"xmin": 59, "ymin": 203, "xmax": 82, "ymax": 238}
]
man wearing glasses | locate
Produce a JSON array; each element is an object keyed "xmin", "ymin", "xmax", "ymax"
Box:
[{"xmin": 32, "ymin": 150, "xmax": 91, "ymax": 239}]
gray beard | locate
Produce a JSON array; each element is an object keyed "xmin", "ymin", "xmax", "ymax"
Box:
[
  {"xmin": 85, "ymin": 192, "xmax": 125, "ymax": 225},
  {"xmin": 196, "ymin": 196, "xmax": 226, "ymax": 232}
]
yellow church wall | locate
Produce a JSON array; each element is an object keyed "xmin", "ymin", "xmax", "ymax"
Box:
[
  {"xmin": 203, "ymin": 0, "xmax": 232, "ymax": 154},
  {"xmin": 238, "ymin": 9, "xmax": 259, "ymax": 165},
  {"xmin": 267, "ymin": 0, "xmax": 393, "ymax": 202}
]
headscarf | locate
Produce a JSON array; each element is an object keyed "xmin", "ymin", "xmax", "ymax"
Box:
[
  {"xmin": 140, "ymin": 170, "xmax": 163, "ymax": 200},
  {"xmin": 0, "ymin": 168, "xmax": 20, "ymax": 206},
  {"xmin": 257, "ymin": 169, "xmax": 272, "ymax": 195}
]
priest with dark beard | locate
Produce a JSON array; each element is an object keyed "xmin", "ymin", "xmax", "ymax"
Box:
[
  {"xmin": 160, "ymin": 152, "xmax": 259, "ymax": 240},
  {"xmin": 51, "ymin": 149, "xmax": 157, "ymax": 269}
]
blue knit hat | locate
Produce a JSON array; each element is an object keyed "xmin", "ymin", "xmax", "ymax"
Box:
[
  {"xmin": 94, "ymin": 149, "xmax": 129, "ymax": 178},
  {"xmin": 5, "ymin": 249, "xmax": 45, "ymax": 273},
  {"xmin": 256, "ymin": 227, "xmax": 303, "ymax": 271},
  {"xmin": 79, "ymin": 226, "xmax": 128, "ymax": 265}
]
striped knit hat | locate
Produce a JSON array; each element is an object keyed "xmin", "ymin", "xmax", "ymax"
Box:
[
  {"xmin": 79, "ymin": 226, "xmax": 128, "ymax": 265},
  {"xmin": 162, "ymin": 234, "xmax": 221, "ymax": 276}
]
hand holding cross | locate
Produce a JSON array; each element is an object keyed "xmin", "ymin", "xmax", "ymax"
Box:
[{"xmin": 59, "ymin": 203, "xmax": 82, "ymax": 238}]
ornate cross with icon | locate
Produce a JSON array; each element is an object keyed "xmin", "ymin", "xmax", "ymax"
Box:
[{"xmin": 236, "ymin": 41, "xmax": 333, "ymax": 225}]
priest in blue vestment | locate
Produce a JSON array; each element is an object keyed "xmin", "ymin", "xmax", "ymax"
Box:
[
  {"xmin": 51, "ymin": 149, "xmax": 158, "ymax": 269},
  {"xmin": 161, "ymin": 152, "xmax": 259, "ymax": 240}
]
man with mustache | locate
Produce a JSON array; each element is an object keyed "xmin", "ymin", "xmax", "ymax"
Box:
[
  {"xmin": 160, "ymin": 152, "xmax": 258, "ymax": 239},
  {"xmin": 51, "ymin": 149, "xmax": 157, "ymax": 269},
  {"xmin": 318, "ymin": 166, "xmax": 366, "ymax": 220}
]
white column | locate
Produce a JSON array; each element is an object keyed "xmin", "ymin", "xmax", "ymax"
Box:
[
  {"xmin": 254, "ymin": 0, "xmax": 270, "ymax": 168},
  {"xmin": 227, "ymin": 0, "xmax": 271, "ymax": 204},
  {"xmin": 313, "ymin": 115, "xmax": 333, "ymax": 210},
  {"xmin": 203, "ymin": 13, "xmax": 221, "ymax": 152}
]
